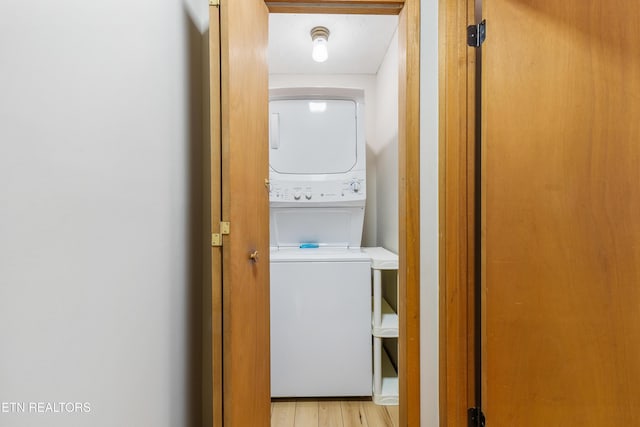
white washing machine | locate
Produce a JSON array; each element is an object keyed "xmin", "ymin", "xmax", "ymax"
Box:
[
  {"xmin": 269, "ymin": 88, "xmax": 372, "ymax": 397},
  {"xmin": 270, "ymin": 248, "xmax": 372, "ymax": 397}
]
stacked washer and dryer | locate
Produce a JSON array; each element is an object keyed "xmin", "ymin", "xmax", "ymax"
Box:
[{"xmin": 269, "ymin": 87, "xmax": 372, "ymax": 397}]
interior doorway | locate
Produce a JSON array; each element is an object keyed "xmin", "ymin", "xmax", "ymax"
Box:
[{"xmin": 267, "ymin": 12, "xmax": 401, "ymax": 426}]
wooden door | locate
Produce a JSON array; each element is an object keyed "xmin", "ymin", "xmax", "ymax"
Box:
[
  {"xmin": 482, "ymin": 1, "xmax": 640, "ymax": 425},
  {"xmin": 211, "ymin": 1, "xmax": 270, "ymax": 426}
]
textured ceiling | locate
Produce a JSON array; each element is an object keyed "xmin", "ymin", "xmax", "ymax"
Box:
[{"xmin": 268, "ymin": 14, "xmax": 398, "ymax": 75}]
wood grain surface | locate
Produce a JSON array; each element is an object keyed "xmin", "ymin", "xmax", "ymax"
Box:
[
  {"xmin": 397, "ymin": 0, "xmax": 421, "ymax": 425},
  {"xmin": 271, "ymin": 401, "xmax": 398, "ymax": 427},
  {"xmin": 220, "ymin": 0, "xmax": 271, "ymax": 425},
  {"xmin": 482, "ymin": 1, "xmax": 640, "ymax": 425}
]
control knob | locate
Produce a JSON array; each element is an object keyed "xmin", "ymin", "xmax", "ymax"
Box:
[
  {"xmin": 305, "ymin": 192, "xmax": 312, "ymax": 200},
  {"xmin": 350, "ymin": 180, "xmax": 361, "ymax": 193},
  {"xmin": 293, "ymin": 191, "xmax": 302, "ymax": 200}
]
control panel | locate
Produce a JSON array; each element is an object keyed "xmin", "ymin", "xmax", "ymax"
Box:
[{"xmin": 269, "ymin": 175, "xmax": 366, "ymax": 203}]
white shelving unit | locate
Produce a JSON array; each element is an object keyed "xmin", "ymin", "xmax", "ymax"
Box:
[{"xmin": 363, "ymin": 247, "xmax": 399, "ymax": 405}]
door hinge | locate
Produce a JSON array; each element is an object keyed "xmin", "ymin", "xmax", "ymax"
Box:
[
  {"xmin": 467, "ymin": 20, "xmax": 486, "ymax": 48},
  {"xmin": 211, "ymin": 221, "xmax": 230, "ymax": 247},
  {"xmin": 220, "ymin": 221, "xmax": 230, "ymax": 235},
  {"xmin": 468, "ymin": 407, "xmax": 486, "ymax": 427},
  {"xmin": 209, "ymin": 0, "xmax": 220, "ymax": 6}
]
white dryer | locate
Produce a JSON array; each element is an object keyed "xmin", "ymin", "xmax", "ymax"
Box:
[{"xmin": 269, "ymin": 88, "xmax": 372, "ymax": 397}]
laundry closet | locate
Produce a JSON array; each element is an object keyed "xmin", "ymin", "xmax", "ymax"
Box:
[{"xmin": 268, "ymin": 13, "xmax": 400, "ymax": 405}]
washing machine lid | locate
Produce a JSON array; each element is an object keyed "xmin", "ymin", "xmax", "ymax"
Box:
[
  {"xmin": 270, "ymin": 206, "xmax": 365, "ymax": 248},
  {"xmin": 270, "ymin": 246, "xmax": 371, "ymax": 262},
  {"xmin": 269, "ymin": 98, "xmax": 358, "ymax": 174}
]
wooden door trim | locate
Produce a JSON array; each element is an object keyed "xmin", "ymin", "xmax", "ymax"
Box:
[
  {"xmin": 209, "ymin": 6, "xmax": 223, "ymax": 427},
  {"xmin": 266, "ymin": 0, "xmax": 403, "ymax": 15},
  {"xmin": 396, "ymin": 1, "xmax": 421, "ymax": 425},
  {"xmin": 438, "ymin": 0, "xmax": 477, "ymax": 425}
]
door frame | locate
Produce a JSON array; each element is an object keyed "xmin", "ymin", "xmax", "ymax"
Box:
[
  {"xmin": 438, "ymin": 0, "xmax": 477, "ymax": 425},
  {"xmin": 211, "ymin": 0, "xmax": 421, "ymax": 425}
]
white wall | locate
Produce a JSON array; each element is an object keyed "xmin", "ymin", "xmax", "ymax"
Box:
[
  {"xmin": 420, "ymin": 0, "xmax": 440, "ymax": 425},
  {"xmin": 0, "ymin": 1, "xmax": 209, "ymax": 426},
  {"xmin": 269, "ymin": 74, "xmax": 379, "ymax": 247},
  {"xmin": 374, "ymin": 29, "xmax": 399, "ymax": 254}
]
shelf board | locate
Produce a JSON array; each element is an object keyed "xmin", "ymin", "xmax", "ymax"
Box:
[
  {"xmin": 362, "ymin": 247, "xmax": 398, "ymax": 270},
  {"xmin": 372, "ymin": 298, "xmax": 399, "ymax": 337},
  {"xmin": 372, "ymin": 349, "xmax": 398, "ymax": 405}
]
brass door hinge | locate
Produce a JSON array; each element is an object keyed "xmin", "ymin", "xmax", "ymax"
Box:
[
  {"xmin": 211, "ymin": 221, "xmax": 230, "ymax": 247},
  {"xmin": 220, "ymin": 221, "xmax": 230, "ymax": 235},
  {"xmin": 209, "ymin": 0, "xmax": 220, "ymax": 6}
]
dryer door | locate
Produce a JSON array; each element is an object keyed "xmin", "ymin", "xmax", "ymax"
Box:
[{"xmin": 269, "ymin": 99, "xmax": 358, "ymax": 174}]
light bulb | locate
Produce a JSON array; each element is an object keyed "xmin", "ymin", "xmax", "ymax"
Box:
[
  {"xmin": 312, "ymin": 37, "xmax": 328, "ymax": 63},
  {"xmin": 310, "ymin": 26, "xmax": 330, "ymax": 63}
]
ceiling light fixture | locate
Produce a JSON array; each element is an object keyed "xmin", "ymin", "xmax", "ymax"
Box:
[{"xmin": 310, "ymin": 26, "xmax": 330, "ymax": 63}]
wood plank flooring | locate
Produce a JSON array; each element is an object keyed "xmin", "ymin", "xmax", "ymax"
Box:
[{"xmin": 271, "ymin": 400, "xmax": 399, "ymax": 427}]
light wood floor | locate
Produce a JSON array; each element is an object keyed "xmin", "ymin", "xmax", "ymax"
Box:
[{"xmin": 271, "ymin": 400, "xmax": 399, "ymax": 427}]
